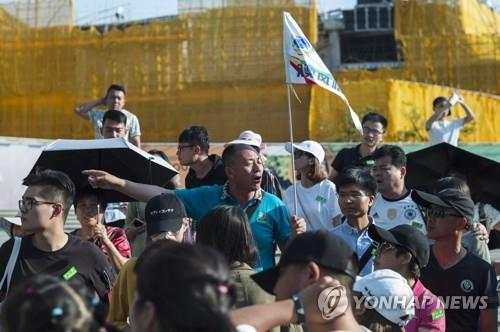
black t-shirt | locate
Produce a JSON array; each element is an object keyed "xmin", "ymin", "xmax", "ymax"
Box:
[
  {"xmin": 0, "ymin": 234, "xmax": 116, "ymax": 301},
  {"xmin": 420, "ymin": 248, "xmax": 499, "ymax": 332},
  {"xmin": 185, "ymin": 154, "xmax": 227, "ymax": 189},
  {"xmin": 331, "ymin": 144, "xmax": 375, "ymax": 173},
  {"xmin": 260, "ymin": 168, "xmax": 283, "ymax": 199}
]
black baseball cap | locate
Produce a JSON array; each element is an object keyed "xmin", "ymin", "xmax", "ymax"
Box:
[
  {"xmin": 411, "ymin": 188, "xmax": 474, "ymax": 222},
  {"xmin": 145, "ymin": 193, "xmax": 188, "ymax": 236},
  {"xmin": 251, "ymin": 231, "xmax": 359, "ymax": 295},
  {"xmin": 368, "ymin": 224, "xmax": 430, "ymax": 268}
]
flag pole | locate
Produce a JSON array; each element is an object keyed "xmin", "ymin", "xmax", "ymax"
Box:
[{"xmin": 286, "ymin": 84, "xmax": 298, "ymax": 216}]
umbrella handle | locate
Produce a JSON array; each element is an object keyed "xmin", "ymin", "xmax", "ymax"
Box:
[{"xmin": 148, "ymin": 157, "xmax": 153, "ymax": 185}]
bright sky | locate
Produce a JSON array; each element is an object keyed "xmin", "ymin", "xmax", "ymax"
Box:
[
  {"xmin": 74, "ymin": 0, "xmax": 500, "ymax": 24},
  {"xmin": 72, "ymin": 0, "xmax": 357, "ymax": 25},
  {"xmin": 0, "ymin": 0, "xmax": 497, "ymax": 25}
]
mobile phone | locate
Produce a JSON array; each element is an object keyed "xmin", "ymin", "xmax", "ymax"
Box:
[{"xmin": 133, "ymin": 218, "xmax": 145, "ymax": 227}]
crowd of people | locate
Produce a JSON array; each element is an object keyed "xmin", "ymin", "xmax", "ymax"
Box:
[{"xmin": 0, "ymin": 84, "xmax": 497, "ymax": 332}]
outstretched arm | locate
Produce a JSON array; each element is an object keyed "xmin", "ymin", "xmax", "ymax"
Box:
[
  {"xmin": 82, "ymin": 169, "xmax": 172, "ymax": 202},
  {"xmin": 74, "ymin": 97, "xmax": 105, "ymax": 120},
  {"xmin": 231, "ymin": 276, "xmax": 362, "ymax": 332}
]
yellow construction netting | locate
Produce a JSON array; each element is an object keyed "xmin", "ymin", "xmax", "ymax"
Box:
[
  {"xmin": 0, "ymin": 0, "xmax": 316, "ymax": 142},
  {"xmin": 0, "ymin": 0, "xmax": 498, "ymax": 143},
  {"xmin": 310, "ymin": 79, "xmax": 500, "ymax": 143},
  {"xmin": 309, "ymin": 0, "xmax": 499, "ymax": 143},
  {"xmin": 393, "ymin": 0, "xmax": 500, "ymax": 94}
]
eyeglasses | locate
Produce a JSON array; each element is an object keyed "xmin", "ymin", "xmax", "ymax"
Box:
[
  {"xmin": 177, "ymin": 144, "xmax": 194, "ymax": 151},
  {"xmin": 19, "ymin": 198, "xmax": 60, "ymax": 213},
  {"xmin": 362, "ymin": 126, "xmax": 384, "ymax": 136},
  {"xmin": 375, "ymin": 242, "xmax": 397, "ymax": 254},
  {"xmin": 425, "ymin": 206, "xmax": 463, "ymax": 219}
]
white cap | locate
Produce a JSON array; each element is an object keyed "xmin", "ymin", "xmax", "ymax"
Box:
[
  {"xmin": 353, "ymin": 269, "xmax": 415, "ymax": 327},
  {"xmin": 285, "ymin": 140, "xmax": 325, "ymax": 163},
  {"xmin": 0, "ymin": 211, "xmax": 21, "ymax": 227},
  {"xmin": 225, "ymin": 130, "xmax": 262, "ymax": 149}
]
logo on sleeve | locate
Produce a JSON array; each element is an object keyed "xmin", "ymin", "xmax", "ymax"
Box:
[
  {"xmin": 460, "ymin": 279, "xmax": 474, "ymax": 293},
  {"xmin": 431, "ymin": 308, "xmax": 444, "ymax": 320},
  {"xmin": 63, "ymin": 266, "xmax": 78, "ymax": 281},
  {"xmin": 256, "ymin": 211, "xmax": 267, "ymax": 223},
  {"xmin": 411, "ymin": 221, "xmax": 423, "ymax": 229}
]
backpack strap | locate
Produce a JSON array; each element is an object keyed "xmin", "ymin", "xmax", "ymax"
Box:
[
  {"xmin": 0, "ymin": 237, "xmax": 22, "ymax": 296},
  {"xmin": 358, "ymin": 243, "xmax": 376, "ymax": 272}
]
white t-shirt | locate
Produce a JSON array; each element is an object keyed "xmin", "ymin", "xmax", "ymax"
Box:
[
  {"xmin": 283, "ymin": 179, "xmax": 341, "ymax": 232},
  {"xmin": 89, "ymin": 109, "xmax": 141, "ymax": 139},
  {"xmin": 475, "ymin": 203, "xmax": 500, "ymax": 232},
  {"xmin": 235, "ymin": 325, "xmax": 257, "ymax": 332},
  {"xmin": 369, "ymin": 191, "xmax": 426, "ymax": 234},
  {"xmin": 428, "ymin": 118, "xmax": 464, "ymax": 146}
]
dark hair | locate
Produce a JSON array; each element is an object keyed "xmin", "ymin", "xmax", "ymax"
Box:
[
  {"xmin": 372, "ymin": 145, "xmax": 407, "ymax": 168},
  {"xmin": 134, "ymin": 241, "xmax": 236, "ymax": 332},
  {"xmin": 394, "ymin": 247, "xmax": 421, "ymax": 280},
  {"xmin": 73, "ymin": 187, "xmax": 105, "ymax": 210},
  {"xmin": 296, "ymin": 152, "xmax": 328, "ymax": 184},
  {"xmin": 102, "ymin": 110, "xmax": 127, "ymax": 126},
  {"xmin": 432, "ymin": 96, "xmax": 447, "ymax": 109},
  {"xmin": 197, "ymin": 205, "xmax": 258, "ymax": 267},
  {"xmin": 148, "ymin": 149, "xmax": 169, "ymax": 163},
  {"xmin": 334, "ymin": 167, "xmax": 377, "ymax": 196},
  {"xmin": 23, "ymin": 169, "xmax": 75, "ymax": 222},
  {"xmin": 362, "ymin": 112, "xmax": 388, "ymax": 130},
  {"xmin": 221, "ymin": 144, "xmax": 259, "ymax": 168},
  {"xmin": 432, "ymin": 176, "xmax": 471, "ymax": 197},
  {"xmin": 0, "ymin": 274, "xmax": 99, "ymax": 332},
  {"xmin": 148, "ymin": 149, "xmax": 177, "ymax": 190},
  {"xmin": 178, "ymin": 126, "xmax": 210, "ymax": 154},
  {"xmin": 106, "ymin": 84, "xmax": 126, "ymax": 96}
]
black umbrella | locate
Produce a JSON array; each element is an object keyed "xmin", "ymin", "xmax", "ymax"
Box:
[
  {"xmin": 29, "ymin": 138, "xmax": 178, "ymax": 202},
  {"xmin": 406, "ymin": 143, "xmax": 500, "ymax": 209}
]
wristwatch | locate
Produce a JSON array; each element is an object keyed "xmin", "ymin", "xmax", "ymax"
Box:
[{"xmin": 291, "ymin": 293, "xmax": 306, "ymax": 324}]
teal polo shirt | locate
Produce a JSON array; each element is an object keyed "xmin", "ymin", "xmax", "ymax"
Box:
[{"xmin": 175, "ymin": 185, "xmax": 291, "ymax": 270}]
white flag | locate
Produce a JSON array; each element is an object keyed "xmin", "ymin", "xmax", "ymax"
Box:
[{"xmin": 283, "ymin": 12, "xmax": 363, "ymax": 135}]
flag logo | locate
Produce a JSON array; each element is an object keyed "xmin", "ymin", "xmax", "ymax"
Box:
[
  {"xmin": 283, "ymin": 12, "xmax": 363, "ymax": 134},
  {"xmin": 292, "ymin": 36, "xmax": 312, "ymax": 55}
]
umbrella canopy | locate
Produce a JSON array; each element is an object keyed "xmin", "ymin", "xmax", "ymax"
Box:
[
  {"xmin": 406, "ymin": 143, "xmax": 500, "ymax": 209},
  {"xmin": 29, "ymin": 138, "xmax": 178, "ymax": 203}
]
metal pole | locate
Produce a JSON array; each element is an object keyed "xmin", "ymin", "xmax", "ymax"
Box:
[{"xmin": 286, "ymin": 84, "xmax": 298, "ymax": 216}]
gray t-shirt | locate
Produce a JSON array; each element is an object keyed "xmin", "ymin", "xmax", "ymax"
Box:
[{"xmin": 88, "ymin": 109, "xmax": 141, "ymax": 139}]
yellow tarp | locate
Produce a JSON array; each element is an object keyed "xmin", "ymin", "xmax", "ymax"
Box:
[
  {"xmin": 0, "ymin": 1, "xmax": 315, "ymax": 142},
  {"xmin": 393, "ymin": 0, "xmax": 500, "ymax": 94},
  {"xmin": 310, "ymin": 79, "xmax": 500, "ymax": 143},
  {"xmin": 0, "ymin": 0, "xmax": 498, "ymax": 143}
]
